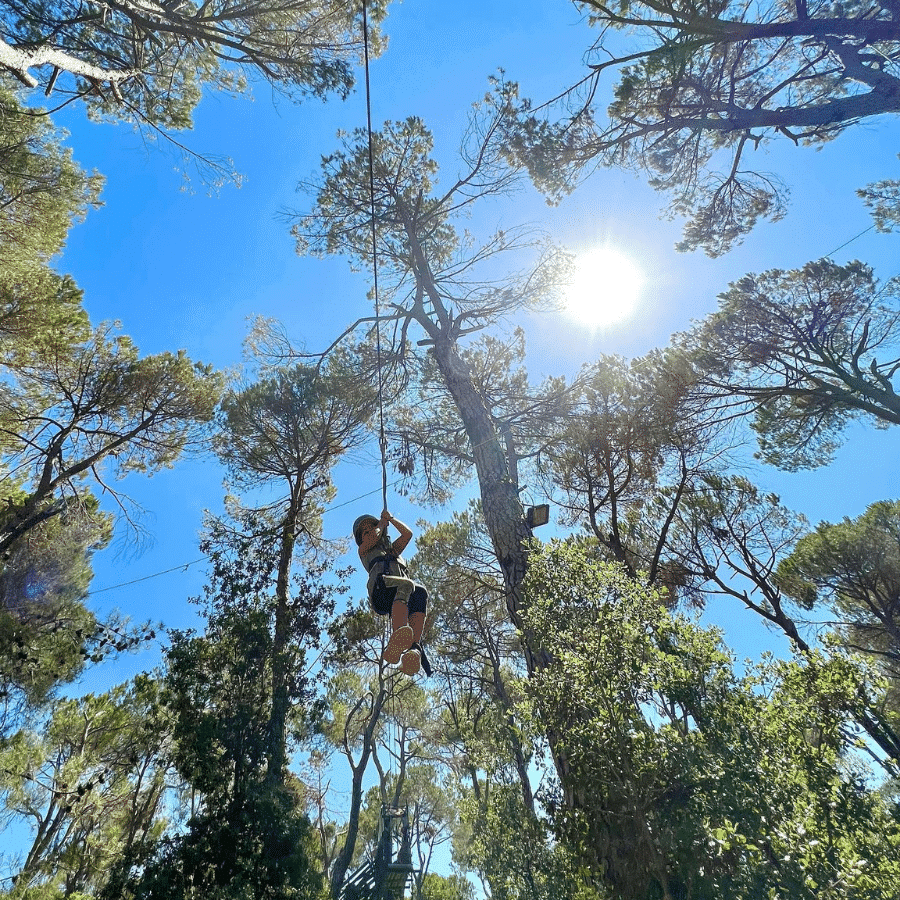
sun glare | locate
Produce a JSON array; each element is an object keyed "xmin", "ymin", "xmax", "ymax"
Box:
[{"xmin": 565, "ymin": 247, "xmax": 645, "ymax": 329}]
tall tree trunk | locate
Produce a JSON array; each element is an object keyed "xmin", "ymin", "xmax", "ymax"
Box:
[
  {"xmin": 329, "ymin": 682, "xmax": 388, "ymax": 899},
  {"xmin": 400, "ymin": 209, "xmax": 623, "ymax": 891},
  {"xmin": 423, "ymin": 334, "xmax": 580, "ymax": 817},
  {"xmin": 267, "ymin": 492, "xmax": 300, "ymax": 785},
  {"xmin": 427, "ymin": 337, "xmax": 537, "ymax": 660}
]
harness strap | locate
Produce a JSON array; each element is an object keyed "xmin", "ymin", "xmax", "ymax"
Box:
[
  {"xmin": 366, "ymin": 554, "xmax": 394, "ymax": 572},
  {"xmin": 367, "ymin": 554, "xmax": 408, "ymax": 577}
]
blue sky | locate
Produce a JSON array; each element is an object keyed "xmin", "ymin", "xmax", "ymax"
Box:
[{"xmin": 42, "ymin": 0, "xmax": 900, "ymax": 680}]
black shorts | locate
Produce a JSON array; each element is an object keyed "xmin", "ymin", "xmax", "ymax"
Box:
[{"xmin": 370, "ymin": 576, "xmax": 428, "ymax": 617}]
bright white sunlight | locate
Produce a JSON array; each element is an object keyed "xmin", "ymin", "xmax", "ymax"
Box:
[{"xmin": 565, "ymin": 246, "xmax": 645, "ymax": 329}]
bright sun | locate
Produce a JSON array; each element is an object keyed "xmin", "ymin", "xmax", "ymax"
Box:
[{"xmin": 565, "ymin": 247, "xmax": 645, "ymax": 329}]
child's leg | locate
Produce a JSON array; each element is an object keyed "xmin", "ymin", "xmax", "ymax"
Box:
[
  {"xmin": 391, "ymin": 598, "xmax": 409, "ymax": 632},
  {"xmin": 408, "ymin": 611, "xmax": 425, "ymax": 643},
  {"xmin": 400, "ymin": 586, "xmax": 428, "ymax": 675},
  {"xmin": 407, "ymin": 585, "xmax": 427, "ymax": 642},
  {"xmin": 381, "ymin": 575, "xmax": 412, "ymax": 607},
  {"xmin": 380, "ymin": 577, "xmax": 415, "ymax": 664},
  {"xmin": 383, "ymin": 614, "xmax": 413, "ymax": 664}
]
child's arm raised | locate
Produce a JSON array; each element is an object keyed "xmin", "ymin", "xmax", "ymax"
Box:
[{"xmin": 386, "ymin": 511, "xmax": 413, "ymax": 556}]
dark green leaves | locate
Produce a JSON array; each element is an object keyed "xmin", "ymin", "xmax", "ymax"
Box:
[{"xmin": 522, "ymin": 539, "xmax": 900, "ymax": 900}]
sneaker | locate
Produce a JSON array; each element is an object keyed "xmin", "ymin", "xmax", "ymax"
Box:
[
  {"xmin": 400, "ymin": 647, "xmax": 421, "ymax": 676},
  {"xmin": 382, "ymin": 625, "xmax": 414, "ymax": 665}
]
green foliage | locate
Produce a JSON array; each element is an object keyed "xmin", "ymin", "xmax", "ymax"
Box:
[
  {"xmin": 0, "ymin": 271, "xmax": 90, "ymax": 376},
  {"xmin": 217, "ymin": 358, "xmax": 375, "ymax": 506},
  {"xmin": 0, "ymin": 488, "xmax": 111, "ymax": 603},
  {"xmin": 127, "ymin": 538, "xmax": 338, "ymax": 900},
  {"xmin": 0, "ymin": 1, "xmax": 382, "ymax": 131},
  {"xmin": 164, "ymin": 552, "xmax": 334, "ymax": 797},
  {"xmin": 298, "ymin": 116, "xmax": 452, "ymax": 269},
  {"xmin": 104, "ymin": 779, "xmax": 323, "ymax": 900},
  {"xmin": 348, "ymin": 763, "xmax": 457, "ymax": 874},
  {"xmin": 295, "ymin": 113, "xmax": 567, "ymax": 337},
  {"xmin": 393, "ymin": 329, "xmax": 572, "ymax": 504},
  {"xmin": 0, "ymin": 677, "xmax": 169, "ymax": 897},
  {"xmin": 543, "ymin": 352, "xmax": 696, "ymax": 573},
  {"xmin": 198, "ymin": 513, "xmax": 341, "ymax": 669},
  {"xmin": 11, "ymin": 328, "xmax": 223, "ymax": 475},
  {"xmin": 522, "ymin": 539, "xmax": 900, "ymax": 900},
  {"xmin": 0, "ymin": 82, "xmax": 223, "ymax": 652},
  {"xmin": 214, "ymin": 353, "xmax": 365, "ymax": 788},
  {"xmin": 412, "ymin": 512, "xmax": 596, "ymax": 899},
  {"xmin": 1, "ymin": 322, "xmax": 223, "ymax": 557},
  {"xmin": 661, "ymin": 472, "xmax": 813, "ymax": 628},
  {"xmin": 413, "ymin": 506, "xmax": 532, "ymax": 777},
  {"xmin": 858, "ymin": 169, "xmax": 900, "ymax": 232},
  {"xmin": 0, "ymin": 80, "xmax": 103, "ymax": 279},
  {"xmin": 1, "ymin": 80, "xmax": 96, "ymax": 450},
  {"xmin": 0, "ymin": 587, "xmax": 95, "ymax": 720},
  {"xmin": 0, "ymin": 486, "xmax": 151, "ymax": 735},
  {"xmin": 7, "ymin": 8, "xmax": 900, "ymax": 897},
  {"xmin": 681, "ymin": 259, "xmax": 900, "ymax": 470},
  {"xmin": 457, "ymin": 784, "xmax": 599, "ymax": 900},
  {"xmin": 777, "ymin": 500, "xmax": 900, "ymax": 718},
  {"xmin": 420, "ymin": 872, "xmax": 476, "ymax": 900},
  {"xmin": 165, "ymin": 608, "xmax": 276, "ymax": 799}
]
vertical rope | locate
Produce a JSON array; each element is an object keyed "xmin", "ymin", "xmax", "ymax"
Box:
[
  {"xmin": 362, "ymin": 0, "xmax": 398, "ymax": 800},
  {"xmin": 362, "ymin": 0, "xmax": 388, "ymax": 512}
]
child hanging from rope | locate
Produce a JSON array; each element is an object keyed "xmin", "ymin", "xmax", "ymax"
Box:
[{"xmin": 353, "ymin": 510, "xmax": 431, "ymax": 676}]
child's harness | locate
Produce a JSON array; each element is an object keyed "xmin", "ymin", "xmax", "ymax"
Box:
[
  {"xmin": 367, "ymin": 552, "xmax": 408, "ymax": 610},
  {"xmin": 367, "ymin": 553, "xmax": 408, "ymax": 579}
]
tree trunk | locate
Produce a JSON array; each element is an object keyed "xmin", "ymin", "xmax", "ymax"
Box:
[
  {"xmin": 329, "ymin": 682, "xmax": 388, "ymax": 899},
  {"xmin": 427, "ymin": 338, "xmax": 536, "ymax": 654},
  {"xmin": 399, "ymin": 205, "xmax": 623, "ymax": 892},
  {"xmin": 267, "ymin": 494, "xmax": 299, "ymax": 785},
  {"xmin": 421, "ymin": 334, "xmax": 587, "ymax": 826}
]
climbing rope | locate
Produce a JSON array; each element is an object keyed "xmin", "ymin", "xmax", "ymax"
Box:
[
  {"xmin": 362, "ymin": 0, "xmax": 389, "ymax": 512},
  {"xmin": 361, "ymin": 0, "xmax": 404, "ymax": 792}
]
